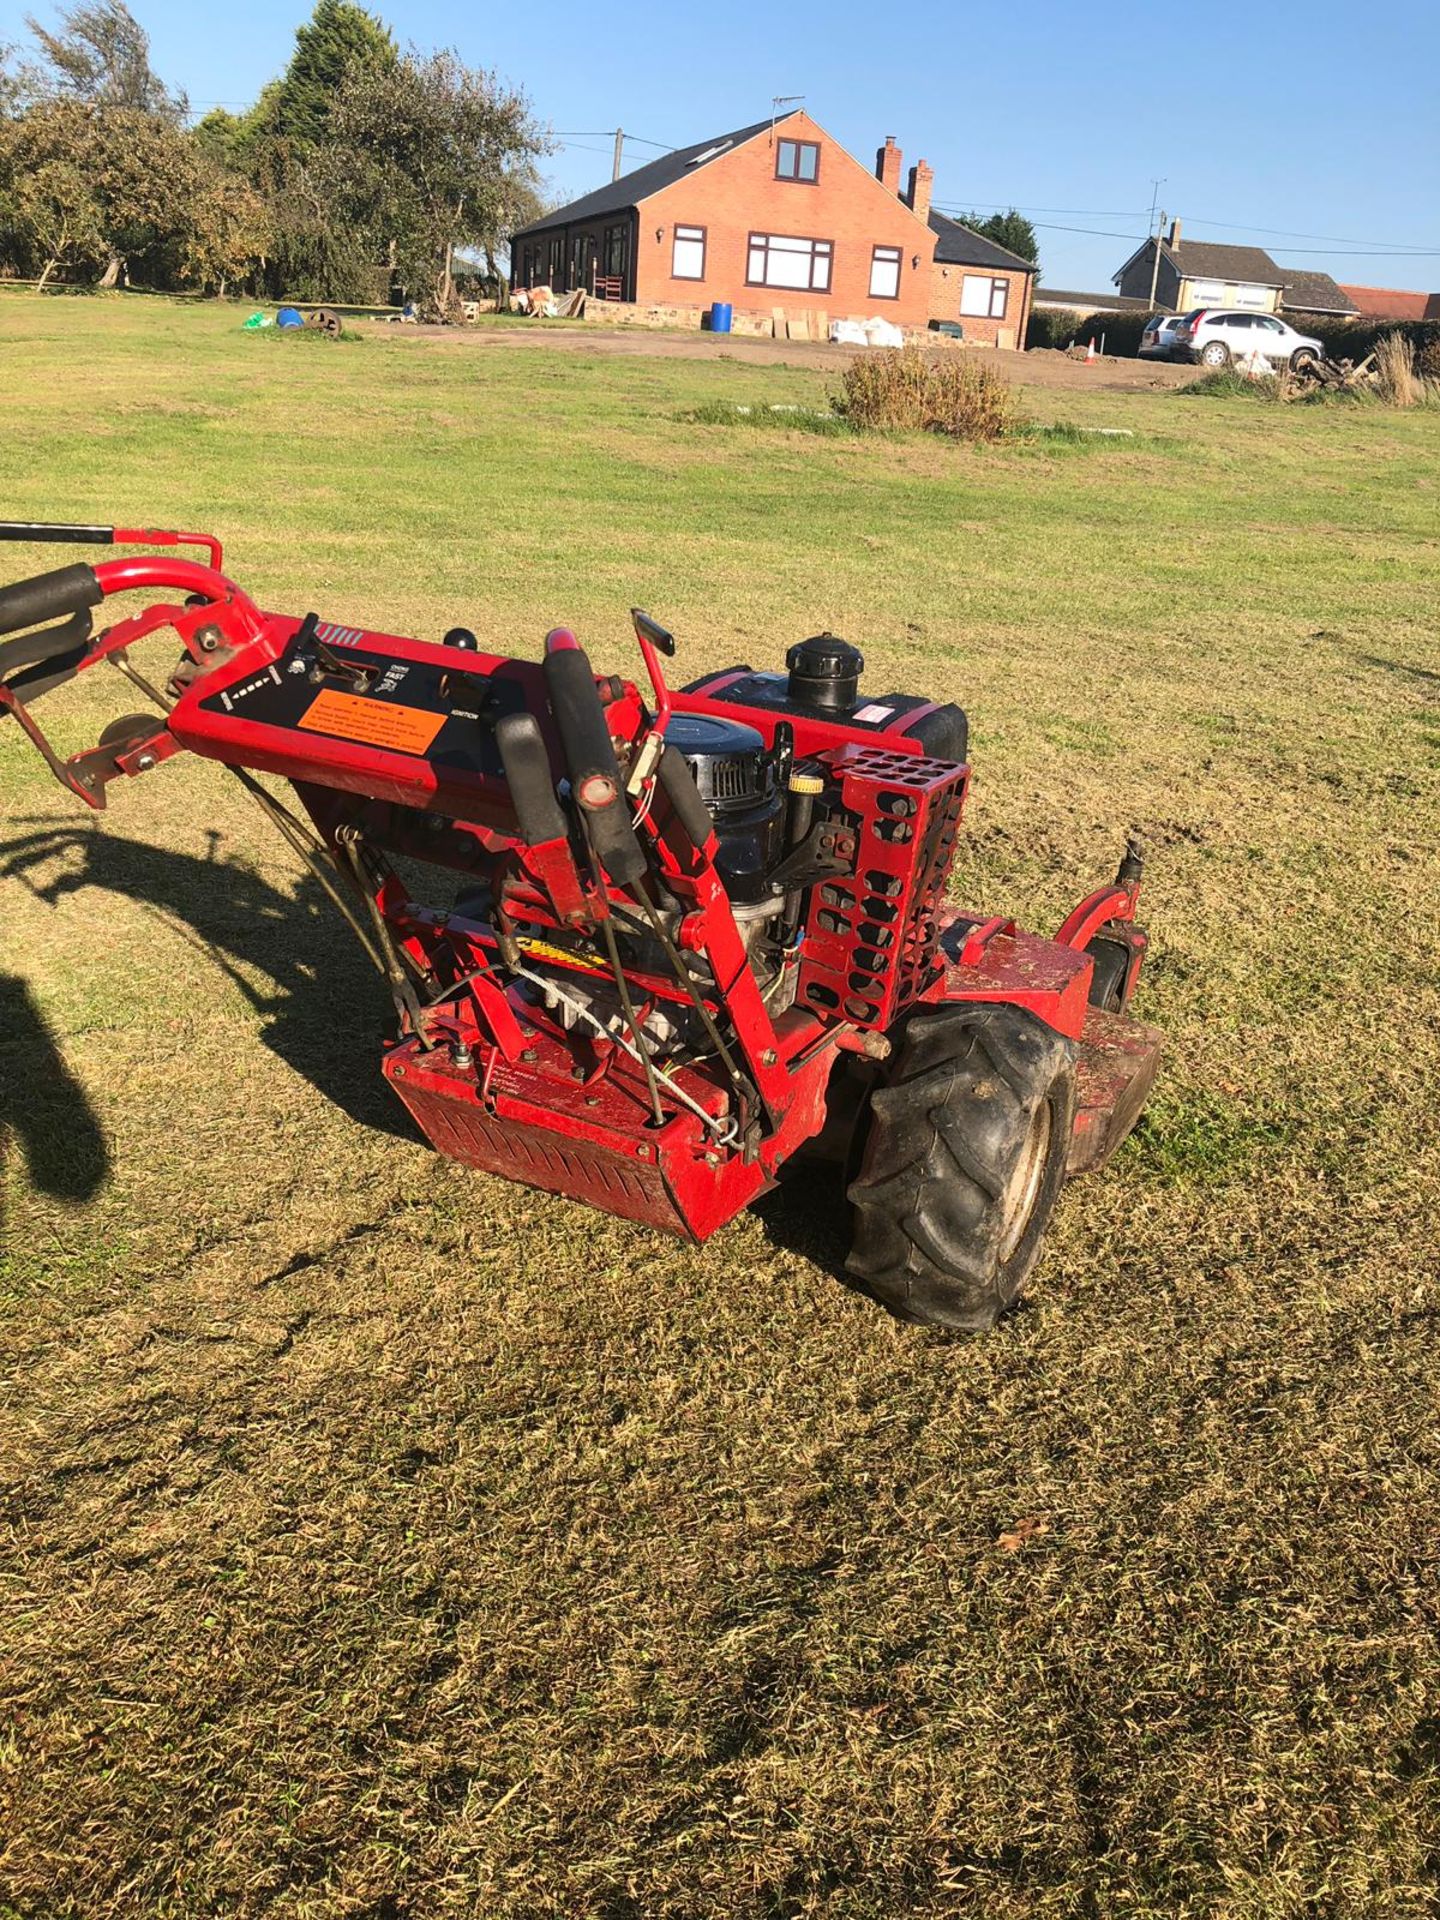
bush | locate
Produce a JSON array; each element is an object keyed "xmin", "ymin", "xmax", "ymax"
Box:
[{"xmin": 832, "ymin": 345, "xmax": 1018, "ymax": 442}]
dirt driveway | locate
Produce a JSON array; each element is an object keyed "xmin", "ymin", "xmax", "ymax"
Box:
[{"xmin": 382, "ymin": 319, "xmax": 1196, "ymax": 396}]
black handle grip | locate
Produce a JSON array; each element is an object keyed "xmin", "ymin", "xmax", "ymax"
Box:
[
  {"xmin": 0, "ymin": 522, "xmax": 114, "ymax": 546},
  {"xmin": 0, "ymin": 608, "xmax": 94, "ymax": 683},
  {"xmin": 631, "ymin": 608, "xmax": 675, "ymax": 657},
  {"xmin": 0, "ymin": 563, "xmax": 103, "ymax": 638},
  {"xmin": 658, "ymin": 743, "xmax": 716, "ymax": 851},
  {"xmin": 542, "ymin": 644, "xmax": 647, "ymax": 886},
  {"xmin": 495, "ymin": 711, "xmax": 568, "ymax": 846}
]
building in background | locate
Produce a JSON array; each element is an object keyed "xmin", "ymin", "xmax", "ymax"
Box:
[
  {"xmin": 1113, "ymin": 221, "xmax": 1286, "ymax": 314},
  {"xmin": 510, "ymin": 111, "xmax": 938, "ymax": 334},
  {"xmin": 1337, "ymin": 285, "xmax": 1440, "ymax": 320},
  {"xmin": 1277, "ymin": 272, "xmax": 1359, "ymax": 320}
]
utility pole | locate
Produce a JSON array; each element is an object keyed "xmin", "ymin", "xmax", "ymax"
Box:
[
  {"xmin": 1147, "ymin": 178, "xmax": 1168, "ymax": 310},
  {"xmin": 612, "ymin": 128, "xmax": 624, "ymax": 182}
]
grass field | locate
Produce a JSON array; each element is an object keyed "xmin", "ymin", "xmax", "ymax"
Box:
[{"xmin": 2, "ymin": 296, "xmax": 1439, "ymax": 1919}]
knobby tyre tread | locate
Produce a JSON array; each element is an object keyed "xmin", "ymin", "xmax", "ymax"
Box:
[{"xmin": 846, "ymin": 1004, "xmax": 1077, "ymax": 1331}]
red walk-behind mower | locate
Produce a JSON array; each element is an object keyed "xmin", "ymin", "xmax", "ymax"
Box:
[{"xmin": 0, "ymin": 523, "xmax": 1161, "ymax": 1330}]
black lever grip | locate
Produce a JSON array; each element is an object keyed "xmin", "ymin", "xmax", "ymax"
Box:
[
  {"xmin": 0, "ymin": 608, "xmax": 94, "ymax": 683},
  {"xmin": 542, "ymin": 643, "xmax": 647, "ymax": 886},
  {"xmin": 0, "ymin": 563, "xmax": 103, "ymax": 638},
  {"xmin": 0, "ymin": 522, "xmax": 114, "ymax": 546},
  {"xmin": 495, "ymin": 711, "xmax": 568, "ymax": 847}
]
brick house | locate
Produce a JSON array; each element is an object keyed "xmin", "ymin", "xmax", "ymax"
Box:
[
  {"xmin": 926, "ymin": 209, "xmax": 1035, "ymax": 348},
  {"xmin": 511, "ymin": 110, "xmax": 939, "ymax": 332}
]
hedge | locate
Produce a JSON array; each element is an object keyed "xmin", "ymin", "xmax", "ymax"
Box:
[
  {"xmin": 1025, "ymin": 306, "xmax": 1160, "ymax": 357},
  {"xmin": 1026, "ymin": 302, "xmax": 1440, "ymax": 364}
]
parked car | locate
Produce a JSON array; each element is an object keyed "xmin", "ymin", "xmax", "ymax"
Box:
[
  {"xmin": 1138, "ymin": 314, "xmax": 1188, "ymax": 359},
  {"xmin": 1172, "ymin": 309, "xmax": 1323, "ymax": 370}
]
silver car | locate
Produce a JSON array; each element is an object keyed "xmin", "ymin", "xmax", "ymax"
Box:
[
  {"xmin": 1138, "ymin": 314, "xmax": 1187, "ymax": 359},
  {"xmin": 1173, "ymin": 308, "xmax": 1324, "ymax": 370}
]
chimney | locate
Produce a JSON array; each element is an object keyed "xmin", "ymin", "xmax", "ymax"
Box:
[
  {"xmin": 905, "ymin": 160, "xmax": 933, "ymax": 224},
  {"xmin": 1167, "ymin": 217, "xmax": 1182, "ymax": 249},
  {"xmin": 876, "ymin": 136, "xmax": 902, "ymax": 197}
]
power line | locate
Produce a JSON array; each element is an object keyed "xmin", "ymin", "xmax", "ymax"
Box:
[
  {"xmin": 933, "ymin": 200, "xmax": 1440, "ymax": 261},
  {"xmin": 550, "ymin": 129, "xmax": 675, "ymax": 151},
  {"xmin": 1176, "ymin": 214, "xmax": 1439, "ymax": 254},
  {"xmin": 935, "ymin": 200, "xmax": 1148, "ymax": 218}
]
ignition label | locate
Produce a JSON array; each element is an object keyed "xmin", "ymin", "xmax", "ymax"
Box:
[{"xmin": 298, "ymin": 688, "xmax": 445, "ymax": 755}]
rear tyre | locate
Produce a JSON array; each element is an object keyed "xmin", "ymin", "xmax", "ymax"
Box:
[
  {"xmin": 846, "ymin": 1005, "xmax": 1077, "ymax": 1332},
  {"xmin": 1200, "ymin": 340, "xmax": 1230, "ymax": 368}
]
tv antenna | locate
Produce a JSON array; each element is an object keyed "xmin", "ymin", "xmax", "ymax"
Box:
[{"xmin": 770, "ymin": 94, "xmax": 804, "ymax": 140}]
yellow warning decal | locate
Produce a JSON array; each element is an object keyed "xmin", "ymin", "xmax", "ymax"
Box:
[
  {"xmin": 516, "ymin": 935, "xmax": 605, "ymax": 972},
  {"xmin": 298, "ymin": 688, "xmax": 445, "ymax": 756}
]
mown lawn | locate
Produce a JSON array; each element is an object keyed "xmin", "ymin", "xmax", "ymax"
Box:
[{"xmin": 2, "ymin": 295, "xmax": 1439, "ymax": 1919}]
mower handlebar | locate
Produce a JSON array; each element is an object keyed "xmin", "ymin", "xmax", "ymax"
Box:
[
  {"xmin": 0, "ymin": 562, "xmax": 103, "ymax": 640},
  {"xmin": 542, "ymin": 634, "xmax": 647, "ymax": 887},
  {"xmin": 0, "ymin": 608, "xmax": 95, "ymax": 687}
]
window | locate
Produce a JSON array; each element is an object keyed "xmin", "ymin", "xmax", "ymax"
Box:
[
  {"xmin": 776, "ymin": 138, "xmax": 820, "ymax": 184},
  {"xmin": 546, "ymin": 234, "xmax": 563, "ymax": 285},
  {"xmin": 868, "ymin": 246, "xmax": 902, "ymax": 301},
  {"xmin": 671, "ymin": 224, "xmax": 706, "ymax": 281},
  {"xmin": 959, "ymin": 275, "xmax": 1009, "ymax": 319},
  {"xmin": 1256, "ymin": 316, "xmax": 1285, "ymax": 333},
  {"xmin": 747, "ymin": 232, "xmax": 833, "ymax": 292},
  {"xmin": 603, "ymin": 222, "xmax": 627, "ymax": 279}
]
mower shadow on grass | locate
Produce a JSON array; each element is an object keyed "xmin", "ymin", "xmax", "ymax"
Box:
[
  {"xmin": 0, "ymin": 827, "xmax": 421, "ymax": 1145},
  {"xmin": 751, "ymin": 1158, "xmax": 857, "ymax": 1290},
  {"xmin": 0, "ymin": 971, "xmax": 110, "ymax": 1205}
]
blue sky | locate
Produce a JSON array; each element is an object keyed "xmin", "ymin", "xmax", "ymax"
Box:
[{"xmin": 5, "ymin": 0, "xmax": 1438, "ymax": 291}]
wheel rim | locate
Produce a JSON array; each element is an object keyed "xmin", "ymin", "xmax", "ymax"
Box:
[{"xmin": 999, "ymin": 1102, "xmax": 1049, "ymax": 1264}]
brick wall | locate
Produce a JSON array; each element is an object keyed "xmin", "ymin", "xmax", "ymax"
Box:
[
  {"xmin": 927, "ymin": 261, "xmax": 1034, "ymax": 350},
  {"xmin": 637, "ymin": 112, "xmax": 936, "ymax": 329}
]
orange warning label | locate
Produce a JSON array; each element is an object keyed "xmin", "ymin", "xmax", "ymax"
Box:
[{"xmin": 297, "ymin": 688, "xmax": 445, "ymax": 756}]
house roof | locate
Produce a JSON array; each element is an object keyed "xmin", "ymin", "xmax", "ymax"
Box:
[
  {"xmin": 927, "ymin": 211, "xmax": 1035, "ymax": 273},
  {"xmin": 1279, "ymin": 270, "xmax": 1359, "ymax": 315},
  {"xmin": 1032, "ymin": 287, "xmax": 1151, "ymax": 311},
  {"xmin": 1169, "ymin": 239, "xmax": 1285, "ymax": 286},
  {"xmin": 513, "ymin": 113, "xmax": 797, "ymax": 239},
  {"xmin": 1338, "ymin": 284, "xmax": 1440, "ymax": 320},
  {"xmin": 1115, "ymin": 235, "xmax": 1285, "ymax": 289}
]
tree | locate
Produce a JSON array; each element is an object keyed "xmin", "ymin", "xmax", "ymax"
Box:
[
  {"xmin": 327, "ymin": 47, "xmax": 546, "ymax": 310},
  {"xmin": 6, "ymin": 154, "xmax": 105, "ymax": 286},
  {"xmin": 956, "ymin": 208, "xmax": 1040, "ymax": 273},
  {"xmin": 178, "ymin": 162, "xmax": 270, "ymax": 295},
  {"xmin": 0, "ymin": 97, "xmax": 231, "ymax": 288},
  {"xmin": 23, "ymin": 0, "xmax": 186, "ymax": 121},
  {"xmin": 271, "ymin": 0, "xmax": 394, "ymax": 151}
]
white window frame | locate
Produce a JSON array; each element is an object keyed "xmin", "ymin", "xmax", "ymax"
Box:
[
  {"xmin": 671, "ymin": 225, "xmax": 706, "ymax": 282},
  {"xmin": 959, "ymin": 274, "xmax": 1009, "ymax": 319},
  {"xmin": 869, "ymin": 245, "xmax": 902, "ymax": 301},
  {"xmin": 746, "ymin": 232, "xmax": 833, "ymax": 293}
]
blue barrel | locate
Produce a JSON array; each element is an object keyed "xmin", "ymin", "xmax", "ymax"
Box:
[{"xmin": 709, "ymin": 302, "xmax": 733, "ymax": 334}]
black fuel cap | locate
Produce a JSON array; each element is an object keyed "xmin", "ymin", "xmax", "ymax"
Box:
[{"xmin": 786, "ymin": 632, "xmax": 864, "ymax": 711}]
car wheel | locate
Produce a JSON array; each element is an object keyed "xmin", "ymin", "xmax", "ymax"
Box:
[
  {"xmin": 1290, "ymin": 349, "xmax": 1318, "ymax": 371},
  {"xmin": 1199, "ymin": 340, "xmax": 1230, "ymax": 368}
]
